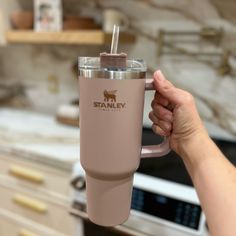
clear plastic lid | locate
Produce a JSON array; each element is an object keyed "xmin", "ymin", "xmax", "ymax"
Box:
[{"xmin": 79, "ymin": 57, "xmax": 146, "ymax": 72}]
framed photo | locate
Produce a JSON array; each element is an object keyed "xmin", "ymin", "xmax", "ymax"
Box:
[{"xmin": 34, "ymin": 0, "xmax": 62, "ymax": 32}]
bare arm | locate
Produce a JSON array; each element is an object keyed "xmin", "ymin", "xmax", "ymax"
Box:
[
  {"xmin": 150, "ymin": 70, "xmax": 236, "ymax": 236},
  {"xmin": 180, "ymin": 132, "xmax": 236, "ymax": 236}
]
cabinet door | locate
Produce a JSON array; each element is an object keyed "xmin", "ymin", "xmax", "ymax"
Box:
[
  {"xmin": 0, "ymin": 217, "xmax": 17, "ymax": 236},
  {"xmin": 0, "ymin": 154, "xmax": 71, "ymax": 197},
  {"xmin": 0, "ymin": 212, "xmax": 67, "ymax": 236},
  {"xmin": 0, "ymin": 181, "xmax": 75, "ymax": 235}
]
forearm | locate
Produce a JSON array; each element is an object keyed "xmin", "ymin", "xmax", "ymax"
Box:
[
  {"xmin": 150, "ymin": 71, "xmax": 236, "ymax": 235},
  {"xmin": 179, "ymin": 134, "xmax": 236, "ymax": 236}
]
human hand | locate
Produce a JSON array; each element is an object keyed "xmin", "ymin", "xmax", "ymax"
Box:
[{"xmin": 149, "ymin": 70, "xmax": 209, "ymax": 156}]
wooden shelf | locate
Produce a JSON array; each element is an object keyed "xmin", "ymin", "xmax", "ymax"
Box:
[{"xmin": 6, "ymin": 30, "xmax": 135, "ymax": 45}]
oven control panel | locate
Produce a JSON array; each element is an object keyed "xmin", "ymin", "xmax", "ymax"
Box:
[
  {"xmin": 131, "ymin": 174, "xmax": 205, "ymax": 235},
  {"xmin": 132, "ymin": 187, "xmax": 202, "ymax": 230}
]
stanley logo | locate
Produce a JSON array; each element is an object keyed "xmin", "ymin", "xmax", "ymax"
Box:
[
  {"xmin": 104, "ymin": 90, "xmax": 117, "ymax": 102},
  {"xmin": 93, "ymin": 90, "xmax": 126, "ymax": 111}
]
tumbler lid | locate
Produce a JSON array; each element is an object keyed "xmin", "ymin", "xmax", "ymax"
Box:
[{"xmin": 78, "ymin": 57, "xmax": 146, "ymax": 80}]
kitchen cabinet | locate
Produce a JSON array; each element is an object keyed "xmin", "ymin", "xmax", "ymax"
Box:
[
  {"xmin": 0, "ymin": 108, "xmax": 81, "ymax": 236},
  {"xmin": 0, "ymin": 152, "xmax": 76, "ymax": 235},
  {"xmin": 0, "ymin": 208, "xmax": 67, "ymax": 236},
  {"xmin": 0, "ymin": 154, "xmax": 71, "ymax": 197}
]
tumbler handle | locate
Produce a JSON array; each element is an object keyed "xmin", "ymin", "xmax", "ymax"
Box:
[{"xmin": 141, "ymin": 78, "xmax": 171, "ymax": 158}]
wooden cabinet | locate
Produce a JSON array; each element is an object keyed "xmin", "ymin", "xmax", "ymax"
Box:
[
  {"xmin": 0, "ymin": 154, "xmax": 71, "ymax": 197},
  {"xmin": 0, "ymin": 151, "xmax": 77, "ymax": 236},
  {"xmin": 0, "ymin": 208, "xmax": 67, "ymax": 236}
]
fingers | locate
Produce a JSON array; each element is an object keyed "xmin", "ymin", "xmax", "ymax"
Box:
[
  {"xmin": 149, "ymin": 111, "xmax": 172, "ymax": 135},
  {"xmin": 153, "ymin": 70, "xmax": 191, "ymax": 106},
  {"xmin": 154, "ymin": 92, "xmax": 169, "ymax": 107},
  {"xmin": 150, "ymin": 70, "xmax": 196, "ymax": 138},
  {"xmin": 152, "ymin": 92, "xmax": 175, "ymax": 113},
  {"xmin": 150, "ymin": 91, "xmax": 174, "ymax": 137},
  {"xmin": 150, "ymin": 104, "xmax": 173, "ymax": 122},
  {"xmin": 152, "ymin": 124, "xmax": 170, "ymax": 137}
]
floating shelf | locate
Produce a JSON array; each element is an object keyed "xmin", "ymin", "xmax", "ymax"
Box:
[{"xmin": 6, "ymin": 30, "xmax": 136, "ymax": 45}]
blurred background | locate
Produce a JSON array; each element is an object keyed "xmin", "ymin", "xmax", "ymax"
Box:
[
  {"xmin": 0, "ymin": 0, "xmax": 236, "ymax": 236},
  {"xmin": 1, "ymin": 0, "xmax": 236, "ymax": 138}
]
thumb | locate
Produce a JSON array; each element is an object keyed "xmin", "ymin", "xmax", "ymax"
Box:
[{"xmin": 153, "ymin": 70, "xmax": 186, "ymax": 105}]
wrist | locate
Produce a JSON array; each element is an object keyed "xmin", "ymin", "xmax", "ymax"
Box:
[
  {"xmin": 176, "ymin": 130, "xmax": 214, "ymax": 173},
  {"xmin": 177, "ymin": 130, "xmax": 209, "ymax": 157}
]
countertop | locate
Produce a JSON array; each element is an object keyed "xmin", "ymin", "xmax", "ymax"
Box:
[{"xmin": 0, "ymin": 108, "xmax": 79, "ymax": 170}]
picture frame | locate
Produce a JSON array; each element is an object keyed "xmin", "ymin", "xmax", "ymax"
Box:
[{"xmin": 34, "ymin": 0, "xmax": 62, "ymax": 32}]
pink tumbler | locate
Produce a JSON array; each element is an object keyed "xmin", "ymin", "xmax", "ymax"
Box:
[{"xmin": 79, "ymin": 57, "xmax": 170, "ymax": 226}]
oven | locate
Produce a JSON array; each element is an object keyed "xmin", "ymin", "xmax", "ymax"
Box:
[{"xmin": 71, "ymin": 128, "xmax": 236, "ymax": 236}]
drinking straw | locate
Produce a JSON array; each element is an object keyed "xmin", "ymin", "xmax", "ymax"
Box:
[{"xmin": 110, "ymin": 25, "xmax": 120, "ymax": 54}]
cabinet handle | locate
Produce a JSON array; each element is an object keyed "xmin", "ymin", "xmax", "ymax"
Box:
[
  {"xmin": 9, "ymin": 165, "xmax": 44, "ymax": 184},
  {"xmin": 19, "ymin": 229, "xmax": 41, "ymax": 236},
  {"xmin": 13, "ymin": 194, "xmax": 47, "ymax": 214}
]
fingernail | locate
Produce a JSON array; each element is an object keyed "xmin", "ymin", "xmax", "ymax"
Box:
[{"xmin": 157, "ymin": 70, "xmax": 165, "ymax": 81}]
